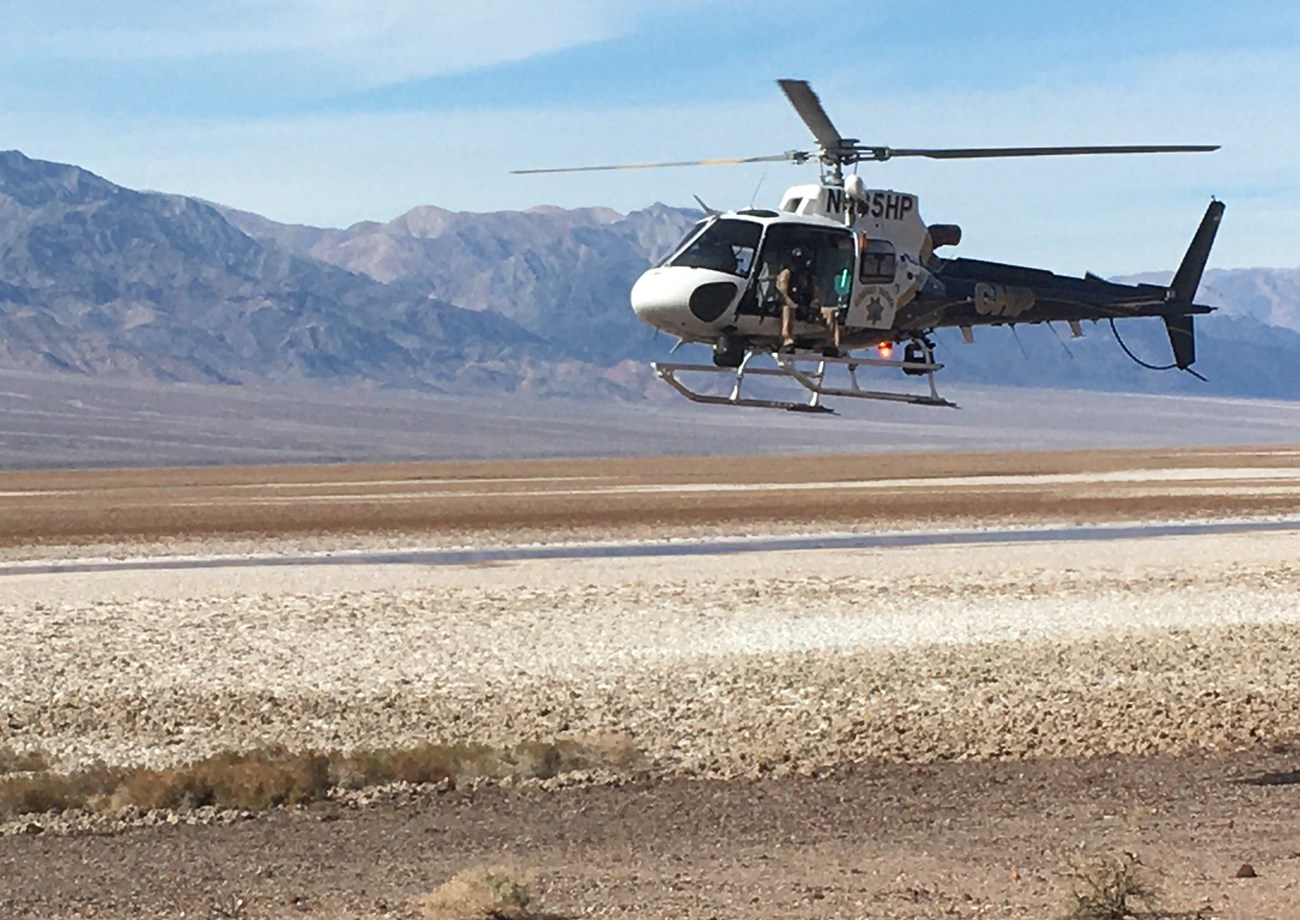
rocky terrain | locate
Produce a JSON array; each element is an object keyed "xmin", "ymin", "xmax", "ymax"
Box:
[
  {"xmin": 1127, "ymin": 266, "xmax": 1300, "ymax": 333},
  {"xmin": 0, "ymin": 150, "xmax": 634, "ymax": 395},
  {"xmin": 4, "ymin": 524, "xmax": 1300, "ymax": 918},
  {"xmin": 218, "ymin": 200, "xmax": 698, "ymax": 362},
  {"xmin": 4, "ymin": 532, "xmax": 1300, "ymax": 781},
  {"xmin": 3, "ymin": 447, "xmax": 1300, "ymax": 917}
]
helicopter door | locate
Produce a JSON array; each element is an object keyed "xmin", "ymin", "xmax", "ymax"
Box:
[
  {"xmin": 850, "ymin": 236, "xmax": 900, "ymax": 329},
  {"xmin": 741, "ymin": 224, "xmax": 854, "ymax": 318}
]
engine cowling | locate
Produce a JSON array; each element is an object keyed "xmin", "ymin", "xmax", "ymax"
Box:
[{"xmin": 928, "ymin": 224, "xmax": 962, "ymax": 249}]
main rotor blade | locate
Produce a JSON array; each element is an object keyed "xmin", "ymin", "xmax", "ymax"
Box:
[
  {"xmin": 777, "ymin": 79, "xmax": 843, "ymax": 154},
  {"xmin": 511, "ymin": 153, "xmax": 797, "ymax": 175},
  {"xmin": 869, "ymin": 144, "xmax": 1220, "ymax": 161}
]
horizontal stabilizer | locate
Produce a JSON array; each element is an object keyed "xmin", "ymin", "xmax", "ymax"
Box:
[{"xmin": 1169, "ymin": 200, "xmax": 1225, "ymax": 303}]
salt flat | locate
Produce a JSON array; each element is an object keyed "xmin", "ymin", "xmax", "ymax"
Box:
[
  {"xmin": 5, "ymin": 529, "xmax": 1299, "ymax": 776},
  {"xmin": 2, "ymin": 366, "xmax": 1300, "ymax": 469},
  {"xmin": 2, "ymin": 445, "xmax": 1299, "ymax": 560},
  {"xmin": 4, "ymin": 446, "xmax": 1300, "ymax": 918}
]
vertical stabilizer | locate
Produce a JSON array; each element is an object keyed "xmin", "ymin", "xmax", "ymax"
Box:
[
  {"xmin": 1164, "ymin": 313, "xmax": 1196, "ymax": 369},
  {"xmin": 1169, "ymin": 199, "xmax": 1225, "ymax": 304}
]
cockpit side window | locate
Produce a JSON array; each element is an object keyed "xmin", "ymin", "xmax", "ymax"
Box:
[
  {"xmin": 669, "ymin": 218, "xmax": 762, "ymax": 278},
  {"xmin": 859, "ymin": 238, "xmax": 897, "ymax": 284}
]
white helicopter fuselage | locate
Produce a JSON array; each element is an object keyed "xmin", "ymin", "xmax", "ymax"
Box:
[
  {"xmin": 525, "ymin": 77, "xmax": 1218, "ymax": 411},
  {"xmin": 631, "ymin": 181, "xmax": 937, "ymax": 349}
]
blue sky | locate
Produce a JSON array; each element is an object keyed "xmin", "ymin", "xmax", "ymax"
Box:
[{"xmin": 2, "ymin": 0, "xmax": 1297, "ymax": 273}]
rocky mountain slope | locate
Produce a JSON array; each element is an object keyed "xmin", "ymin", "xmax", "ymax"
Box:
[
  {"xmin": 218, "ymin": 200, "xmax": 698, "ymax": 362},
  {"xmin": 926, "ymin": 312, "xmax": 1300, "ymax": 400},
  {"xmin": 0, "ymin": 150, "xmax": 622, "ymax": 394},
  {"xmin": 1124, "ymin": 267, "xmax": 1300, "ymax": 333},
  {"xmin": 1202, "ymin": 268, "xmax": 1300, "ymax": 332}
]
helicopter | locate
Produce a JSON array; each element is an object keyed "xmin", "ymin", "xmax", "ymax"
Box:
[{"xmin": 514, "ymin": 79, "xmax": 1222, "ymax": 411}]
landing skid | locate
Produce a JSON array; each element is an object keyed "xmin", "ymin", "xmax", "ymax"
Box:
[
  {"xmin": 654, "ymin": 356, "xmax": 836, "ymax": 413},
  {"xmin": 651, "ymin": 345, "xmax": 958, "ymax": 412},
  {"xmin": 775, "ymin": 352, "xmax": 957, "ymax": 408}
]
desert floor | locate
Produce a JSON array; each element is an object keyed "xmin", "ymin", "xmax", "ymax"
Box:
[{"xmin": 2, "ymin": 445, "xmax": 1300, "ymax": 918}]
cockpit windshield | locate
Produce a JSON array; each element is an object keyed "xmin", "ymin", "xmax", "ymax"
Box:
[
  {"xmin": 657, "ymin": 220, "xmax": 708, "ymax": 267},
  {"xmin": 668, "ymin": 218, "xmax": 762, "ymax": 278}
]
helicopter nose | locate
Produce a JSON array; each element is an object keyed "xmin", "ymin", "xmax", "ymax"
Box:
[{"xmin": 631, "ymin": 267, "xmax": 739, "ymax": 336}]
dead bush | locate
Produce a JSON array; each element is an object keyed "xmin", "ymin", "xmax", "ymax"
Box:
[
  {"xmin": 1063, "ymin": 852, "xmax": 1159, "ymax": 920},
  {"xmin": 0, "ymin": 763, "xmax": 119, "ymax": 819},
  {"xmin": 511, "ymin": 735, "xmax": 640, "ymax": 779},
  {"xmin": 339, "ymin": 742, "xmax": 492, "ymax": 789},
  {"xmin": 0, "ymin": 746, "xmax": 48, "ymax": 775},
  {"xmin": 512, "ymin": 741, "xmax": 578, "ymax": 780},
  {"xmin": 0, "ymin": 735, "xmax": 641, "ymax": 820},
  {"xmin": 121, "ymin": 747, "xmax": 332, "ymax": 811},
  {"xmin": 421, "ymin": 866, "xmax": 534, "ymax": 920}
]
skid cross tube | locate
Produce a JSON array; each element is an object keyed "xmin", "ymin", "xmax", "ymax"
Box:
[{"xmin": 774, "ymin": 350, "xmax": 958, "ymax": 408}]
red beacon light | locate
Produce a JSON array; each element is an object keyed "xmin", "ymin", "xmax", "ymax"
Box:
[{"xmin": 877, "ymin": 342, "xmax": 894, "ymax": 359}]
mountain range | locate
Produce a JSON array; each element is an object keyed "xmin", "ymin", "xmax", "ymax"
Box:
[{"xmin": 1, "ymin": 148, "xmax": 1296, "ymax": 402}]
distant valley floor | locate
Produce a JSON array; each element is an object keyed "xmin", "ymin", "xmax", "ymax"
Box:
[
  {"xmin": 1, "ymin": 366, "xmax": 1299, "ymax": 469},
  {"xmin": 2, "ymin": 444, "xmax": 1299, "ymax": 557}
]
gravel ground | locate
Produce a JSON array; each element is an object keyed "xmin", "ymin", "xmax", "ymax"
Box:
[
  {"xmin": 5, "ymin": 499, "xmax": 1300, "ymax": 917},
  {"xmin": 7, "ymin": 753, "xmax": 1300, "ymax": 919},
  {"xmin": 5, "ymin": 531, "xmax": 1300, "ymax": 786}
]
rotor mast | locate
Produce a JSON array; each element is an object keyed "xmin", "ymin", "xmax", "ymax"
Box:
[{"xmin": 775, "ymin": 79, "xmax": 850, "ymax": 185}]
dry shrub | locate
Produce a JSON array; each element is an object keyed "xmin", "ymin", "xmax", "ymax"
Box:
[
  {"xmin": 209, "ymin": 893, "xmax": 248, "ymax": 919},
  {"xmin": 338, "ymin": 742, "xmax": 492, "ymax": 789},
  {"xmin": 510, "ymin": 741, "xmax": 573, "ymax": 780},
  {"xmin": 0, "ymin": 763, "xmax": 119, "ymax": 818},
  {"xmin": 0, "ymin": 746, "xmax": 48, "ymax": 775},
  {"xmin": 121, "ymin": 747, "xmax": 332, "ymax": 811},
  {"xmin": 1063, "ymin": 852, "xmax": 1159, "ymax": 920},
  {"xmin": 510, "ymin": 735, "xmax": 640, "ymax": 779},
  {"xmin": 574, "ymin": 733, "xmax": 642, "ymax": 772},
  {"xmin": 421, "ymin": 866, "xmax": 533, "ymax": 920},
  {"xmin": 0, "ymin": 735, "xmax": 642, "ymax": 819},
  {"xmin": 340, "ymin": 735, "xmax": 639, "ymax": 786}
]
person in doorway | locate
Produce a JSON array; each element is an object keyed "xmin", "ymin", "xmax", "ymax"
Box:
[
  {"xmin": 820, "ymin": 263, "xmax": 850, "ymax": 353},
  {"xmin": 777, "ymin": 247, "xmax": 820, "ymax": 348},
  {"xmin": 820, "ymin": 300, "xmax": 842, "ymax": 352}
]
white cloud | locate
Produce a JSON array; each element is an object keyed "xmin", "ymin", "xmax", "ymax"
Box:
[
  {"xmin": 0, "ymin": 0, "xmax": 649, "ymax": 86},
  {"xmin": 290, "ymin": 0, "xmax": 628, "ymax": 85},
  {"xmin": 1, "ymin": 42, "xmax": 1294, "ymax": 274}
]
